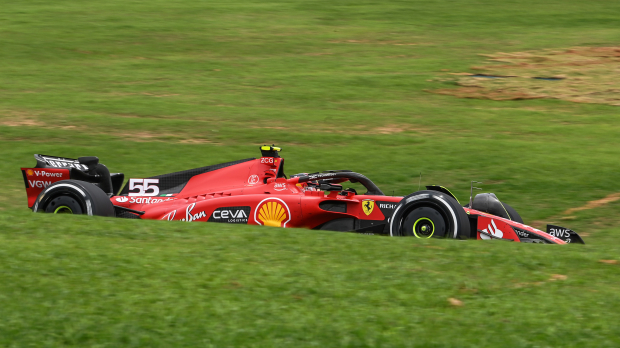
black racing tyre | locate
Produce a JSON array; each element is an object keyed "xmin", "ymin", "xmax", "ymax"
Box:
[
  {"xmin": 401, "ymin": 206, "xmax": 446, "ymax": 238},
  {"xmin": 502, "ymin": 202, "xmax": 523, "ymax": 224},
  {"xmin": 33, "ymin": 180, "xmax": 115, "ymax": 217},
  {"xmin": 390, "ymin": 190, "xmax": 471, "ymax": 239}
]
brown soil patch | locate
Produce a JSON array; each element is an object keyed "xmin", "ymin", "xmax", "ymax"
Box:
[
  {"xmin": 0, "ymin": 111, "xmax": 214, "ymax": 145},
  {"xmin": 448, "ymin": 298, "xmax": 463, "ymax": 307},
  {"xmin": 371, "ymin": 124, "xmax": 431, "ymax": 135},
  {"xmin": 252, "ymin": 124, "xmax": 430, "ymax": 135},
  {"xmin": 563, "ymin": 193, "xmax": 620, "ymax": 215},
  {"xmin": 178, "ymin": 139, "xmax": 215, "ymax": 144},
  {"xmin": 329, "ymin": 39, "xmax": 417, "ymax": 46},
  {"xmin": 376, "ymin": 126, "xmax": 405, "ymax": 134},
  {"xmin": 251, "ymin": 126, "xmax": 290, "ymax": 130},
  {"xmin": 431, "ymin": 46, "xmax": 620, "ymax": 106},
  {"xmin": 549, "ymin": 274, "xmax": 568, "ymax": 281},
  {"xmin": 304, "ymin": 52, "xmax": 333, "ymax": 56},
  {"xmin": 109, "ymin": 92, "xmax": 180, "ymax": 97},
  {"xmin": 532, "ymin": 192, "xmax": 620, "ymax": 229},
  {"xmin": 1, "ymin": 118, "xmax": 44, "ymax": 127}
]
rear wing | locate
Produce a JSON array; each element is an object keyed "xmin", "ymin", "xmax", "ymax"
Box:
[
  {"xmin": 33, "ymin": 154, "xmax": 90, "ymax": 170},
  {"xmin": 21, "ymin": 154, "xmax": 124, "ymax": 208}
]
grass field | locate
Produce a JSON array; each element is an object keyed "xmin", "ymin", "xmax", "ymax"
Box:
[{"xmin": 1, "ymin": 0, "xmax": 620, "ymax": 346}]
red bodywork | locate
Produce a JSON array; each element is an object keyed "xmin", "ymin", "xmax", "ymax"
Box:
[
  {"xmin": 465, "ymin": 208, "xmax": 565, "ymax": 244},
  {"xmin": 21, "ymin": 168, "xmax": 71, "ymax": 208},
  {"xmin": 112, "ymin": 157, "xmax": 403, "ymax": 230},
  {"xmin": 21, "ymin": 154, "xmax": 569, "ymax": 244}
]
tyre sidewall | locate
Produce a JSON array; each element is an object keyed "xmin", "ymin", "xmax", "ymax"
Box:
[
  {"xmin": 44, "ymin": 195, "xmax": 84, "ymax": 214},
  {"xmin": 390, "ymin": 190, "xmax": 471, "ymax": 239},
  {"xmin": 33, "ymin": 180, "xmax": 115, "ymax": 217},
  {"xmin": 402, "ymin": 206, "xmax": 447, "ymax": 238}
]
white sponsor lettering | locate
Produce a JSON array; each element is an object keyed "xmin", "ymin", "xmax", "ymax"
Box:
[
  {"xmin": 274, "ymin": 183, "xmax": 287, "ymax": 191},
  {"xmin": 481, "ymin": 219, "xmax": 503, "ymax": 240},
  {"xmin": 28, "ymin": 180, "xmax": 52, "ymax": 188},
  {"xmin": 162, "ymin": 210, "xmax": 176, "ymax": 221},
  {"xmin": 46, "ymin": 159, "xmax": 88, "ymax": 170},
  {"xmin": 128, "ymin": 178, "xmax": 160, "ymax": 196},
  {"xmin": 35, "ymin": 171, "xmax": 63, "ymax": 178},
  {"xmin": 248, "ymin": 175, "xmax": 260, "ymax": 185},
  {"xmin": 213, "ymin": 209, "xmax": 248, "ymax": 220},
  {"xmin": 548, "ymin": 228, "xmax": 571, "ymax": 239},
  {"xmin": 116, "ymin": 196, "xmax": 173, "ymax": 204},
  {"xmin": 379, "ymin": 203, "xmax": 397, "ymax": 209},
  {"xmin": 261, "ymin": 157, "xmax": 274, "ymax": 164},
  {"xmin": 181, "ymin": 203, "xmax": 206, "ymax": 222},
  {"xmin": 307, "ymin": 173, "xmax": 333, "ymax": 180},
  {"xmin": 514, "ymin": 229, "xmax": 529, "ymax": 238}
]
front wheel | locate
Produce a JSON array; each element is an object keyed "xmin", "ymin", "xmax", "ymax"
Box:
[
  {"xmin": 402, "ymin": 206, "xmax": 446, "ymax": 238},
  {"xmin": 390, "ymin": 190, "xmax": 471, "ymax": 239}
]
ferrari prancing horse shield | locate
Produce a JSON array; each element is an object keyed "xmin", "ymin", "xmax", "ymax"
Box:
[{"xmin": 362, "ymin": 199, "xmax": 375, "ymax": 216}]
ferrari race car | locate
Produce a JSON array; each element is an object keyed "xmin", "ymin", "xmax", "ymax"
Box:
[{"xmin": 20, "ymin": 146, "xmax": 584, "ymax": 244}]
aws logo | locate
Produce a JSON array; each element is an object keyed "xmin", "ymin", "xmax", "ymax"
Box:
[{"xmin": 255, "ymin": 198, "xmax": 291, "ymax": 227}]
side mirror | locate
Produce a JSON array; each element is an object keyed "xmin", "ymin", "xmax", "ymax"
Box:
[{"xmin": 78, "ymin": 156, "xmax": 99, "ymax": 173}]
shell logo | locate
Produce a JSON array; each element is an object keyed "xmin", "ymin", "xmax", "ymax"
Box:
[
  {"xmin": 255, "ymin": 198, "xmax": 291, "ymax": 227},
  {"xmin": 26, "ymin": 169, "xmax": 34, "ymax": 176}
]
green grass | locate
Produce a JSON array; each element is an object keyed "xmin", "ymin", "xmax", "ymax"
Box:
[{"xmin": 1, "ymin": 0, "xmax": 620, "ymax": 346}]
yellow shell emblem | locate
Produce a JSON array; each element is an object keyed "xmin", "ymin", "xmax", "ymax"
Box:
[
  {"xmin": 258, "ymin": 201, "xmax": 289, "ymax": 227},
  {"xmin": 362, "ymin": 199, "xmax": 375, "ymax": 216}
]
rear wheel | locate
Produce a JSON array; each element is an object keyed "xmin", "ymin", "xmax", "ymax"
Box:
[
  {"xmin": 34, "ymin": 180, "xmax": 115, "ymax": 217},
  {"xmin": 44, "ymin": 195, "xmax": 83, "ymax": 214}
]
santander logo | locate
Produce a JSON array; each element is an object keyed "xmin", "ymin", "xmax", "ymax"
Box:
[{"xmin": 481, "ymin": 219, "xmax": 503, "ymax": 239}]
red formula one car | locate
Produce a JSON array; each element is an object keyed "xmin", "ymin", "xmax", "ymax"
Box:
[{"xmin": 20, "ymin": 146, "xmax": 584, "ymax": 244}]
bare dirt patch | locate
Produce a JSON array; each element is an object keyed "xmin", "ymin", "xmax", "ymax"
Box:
[
  {"xmin": 370, "ymin": 124, "xmax": 432, "ymax": 135},
  {"xmin": 251, "ymin": 124, "xmax": 430, "ymax": 135},
  {"xmin": 329, "ymin": 39, "xmax": 417, "ymax": 46},
  {"xmin": 563, "ymin": 193, "xmax": 620, "ymax": 215},
  {"xmin": 178, "ymin": 139, "xmax": 216, "ymax": 144},
  {"xmin": 0, "ymin": 111, "xmax": 214, "ymax": 145},
  {"xmin": 1, "ymin": 118, "xmax": 44, "ymax": 127},
  {"xmin": 108, "ymin": 92, "xmax": 180, "ymax": 97},
  {"xmin": 431, "ymin": 46, "xmax": 620, "ymax": 106},
  {"xmin": 532, "ymin": 192, "xmax": 620, "ymax": 229}
]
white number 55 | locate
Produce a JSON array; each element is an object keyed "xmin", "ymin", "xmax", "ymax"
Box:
[{"xmin": 128, "ymin": 178, "xmax": 160, "ymax": 196}]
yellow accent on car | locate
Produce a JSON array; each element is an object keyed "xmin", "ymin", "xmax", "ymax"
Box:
[
  {"xmin": 362, "ymin": 199, "xmax": 375, "ymax": 216},
  {"xmin": 440, "ymin": 186, "xmax": 460, "ymax": 204},
  {"xmin": 258, "ymin": 201, "xmax": 288, "ymax": 227},
  {"xmin": 261, "ymin": 145, "xmax": 281, "ymax": 152}
]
